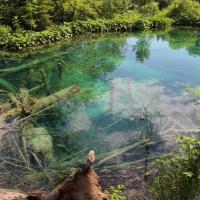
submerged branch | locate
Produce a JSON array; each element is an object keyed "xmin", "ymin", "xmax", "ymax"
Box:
[{"xmin": 96, "ymin": 139, "xmax": 151, "ymax": 166}]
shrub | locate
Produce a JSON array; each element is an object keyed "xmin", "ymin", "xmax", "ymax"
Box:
[
  {"xmin": 149, "ymin": 16, "xmax": 173, "ymax": 29},
  {"xmin": 133, "ymin": 19, "xmax": 152, "ymax": 30},
  {"xmin": 139, "ymin": 2, "xmax": 160, "ymax": 16},
  {"xmin": 0, "ymin": 17, "xmax": 172, "ymax": 50},
  {"xmin": 166, "ymin": 0, "xmax": 200, "ymax": 26},
  {"xmin": 150, "ymin": 136, "xmax": 200, "ymax": 200},
  {"xmin": 0, "ymin": 25, "xmax": 72, "ymax": 50},
  {"xmin": 0, "ymin": 25, "xmax": 12, "ymax": 37},
  {"xmin": 105, "ymin": 185, "xmax": 127, "ymax": 200},
  {"xmin": 99, "ymin": 0, "xmax": 131, "ymax": 19},
  {"xmin": 113, "ymin": 11, "xmax": 139, "ymax": 21},
  {"xmin": 62, "ymin": 0, "xmax": 98, "ymax": 21}
]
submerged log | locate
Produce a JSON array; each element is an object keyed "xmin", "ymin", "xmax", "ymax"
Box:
[
  {"xmin": 0, "ymin": 85, "xmax": 80, "ymax": 121},
  {"xmin": 31, "ymin": 85, "xmax": 80, "ymax": 114},
  {"xmin": 96, "ymin": 139, "xmax": 151, "ymax": 166}
]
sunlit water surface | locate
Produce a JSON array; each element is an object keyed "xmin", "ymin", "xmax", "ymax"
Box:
[{"xmin": 1, "ymin": 28, "xmax": 200, "ymax": 198}]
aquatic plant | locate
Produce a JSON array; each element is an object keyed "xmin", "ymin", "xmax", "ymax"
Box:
[
  {"xmin": 105, "ymin": 185, "xmax": 127, "ymax": 200},
  {"xmin": 0, "ymin": 25, "xmax": 12, "ymax": 36}
]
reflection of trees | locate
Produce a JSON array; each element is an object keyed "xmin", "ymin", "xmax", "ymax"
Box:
[
  {"xmin": 1, "ymin": 36, "xmax": 126, "ymax": 156},
  {"xmin": 158, "ymin": 28, "xmax": 200, "ymax": 57},
  {"xmin": 62, "ymin": 38, "xmax": 124, "ymax": 79},
  {"xmin": 133, "ymin": 37, "xmax": 151, "ymax": 63},
  {"xmin": 3, "ymin": 36, "xmax": 125, "ymax": 95}
]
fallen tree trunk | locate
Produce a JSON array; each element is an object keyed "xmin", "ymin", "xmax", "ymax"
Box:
[
  {"xmin": 31, "ymin": 85, "xmax": 80, "ymax": 114},
  {"xmin": 0, "ymin": 85, "xmax": 80, "ymax": 121}
]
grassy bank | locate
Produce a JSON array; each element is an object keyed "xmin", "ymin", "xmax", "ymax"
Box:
[{"xmin": 0, "ymin": 17, "xmax": 172, "ymax": 51}]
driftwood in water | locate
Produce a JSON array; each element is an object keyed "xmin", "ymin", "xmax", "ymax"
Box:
[
  {"xmin": 96, "ymin": 139, "xmax": 151, "ymax": 166},
  {"xmin": 0, "ymin": 85, "xmax": 80, "ymax": 121},
  {"xmin": 0, "ymin": 151, "xmax": 108, "ymax": 200}
]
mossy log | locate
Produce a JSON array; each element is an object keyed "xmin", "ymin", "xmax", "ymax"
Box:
[
  {"xmin": 0, "ymin": 85, "xmax": 80, "ymax": 121},
  {"xmin": 31, "ymin": 85, "xmax": 80, "ymax": 114}
]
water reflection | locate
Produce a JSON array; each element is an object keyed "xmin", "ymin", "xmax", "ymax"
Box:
[
  {"xmin": 1, "ymin": 28, "xmax": 200, "ymax": 168},
  {"xmin": 70, "ymin": 78, "xmax": 200, "ymax": 152},
  {"xmin": 2, "ymin": 28, "xmax": 200, "ymax": 198},
  {"xmin": 132, "ymin": 37, "xmax": 151, "ymax": 63}
]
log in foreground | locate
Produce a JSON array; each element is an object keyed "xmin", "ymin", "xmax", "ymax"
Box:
[
  {"xmin": 0, "ymin": 150, "xmax": 108, "ymax": 200},
  {"xmin": 1, "ymin": 189, "xmax": 27, "ymax": 200}
]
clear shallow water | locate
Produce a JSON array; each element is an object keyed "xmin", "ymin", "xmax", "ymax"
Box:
[{"xmin": 1, "ymin": 28, "xmax": 200, "ymax": 197}]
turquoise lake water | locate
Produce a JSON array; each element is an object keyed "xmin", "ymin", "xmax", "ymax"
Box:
[{"xmin": 1, "ymin": 28, "xmax": 200, "ymax": 197}]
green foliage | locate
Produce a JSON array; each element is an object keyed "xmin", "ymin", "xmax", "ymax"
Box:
[
  {"xmin": 1, "ymin": 0, "xmax": 200, "ymax": 51},
  {"xmin": 156, "ymin": 0, "xmax": 174, "ymax": 9},
  {"xmin": 23, "ymin": 127, "xmax": 53, "ymax": 161},
  {"xmin": 0, "ymin": 25, "xmax": 11, "ymax": 37},
  {"xmin": 99, "ymin": 0, "xmax": 131, "ymax": 19},
  {"xmin": 166, "ymin": 0, "xmax": 200, "ymax": 26},
  {"xmin": 1, "ymin": 0, "xmax": 200, "ymax": 34},
  {"xmin": 113, "ymin": 11, "xmax": 139, "ymax": 21},
  {"xmin": 0, "ymin": 17, "xmax": 172, "ymax": 50},
  {"xmin": 139, "ymin": 2, "xmax": 160, "ymax": 16},
  {"xmin": 133, "ymin": 0, "xmax": 154, "ymax": 6},
  {"xmin": 0, "ymin": 0, "xmax": 52, "ymax": 31},
  {"xmin": 150, "ymin": 136, "xmax": 200, "ymax": 200},
  {"xmin": 150, "ymin": 15, "xmax": 173, "ymax": 29},
  {"xmin": 62, "ymin": 0, "xmax": 98, "ymax": 21},
  {"xmin": 0, "ymin": 25, "xmax": 72, "ymax": 50},
  {"xmin": 105, "ymin": 185, "xmax": 127, "ymax": 200}
]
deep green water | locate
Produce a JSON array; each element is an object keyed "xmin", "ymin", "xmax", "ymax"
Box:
[{"xmin": 1, "ymin": 28, "xmax": 200, "ymax": 190}]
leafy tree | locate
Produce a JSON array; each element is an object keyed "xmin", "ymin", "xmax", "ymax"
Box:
[
  {"xmin": 61, "ymin": 0, "xmax": 98, "ymax": 21},
  {"xmin": 139, "ymin": 2, "xmax": 160, "ymax": 16},
  {"xmin": 33, "ymin": 0, "xmax": 53, "ymax": 31},
  {"xmin": 0, "ymin": 0, "xmax": 52, "ymax": 31},
  {"xmin": 99, "ymin": 0, "xmax": 130, "ymax": 18},
  {"xmin": 166, "ymin": 0, "xmax": 200, "ymax": 26},
  {"xmin": 155, "ymin": 0, "xmax": 174, "ymax": 8},
  {"xmin": 132, "ymin": 0, "xmax": 154, "ymax": 6}
]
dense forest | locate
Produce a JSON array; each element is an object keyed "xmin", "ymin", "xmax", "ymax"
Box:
[
  {"xmin": 1, "ymin": 0, "xmax": 200, "ymax": 50},
  {"xmin": 1, "ymin": 0, "xmax": 200, "ymax": 31}
]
